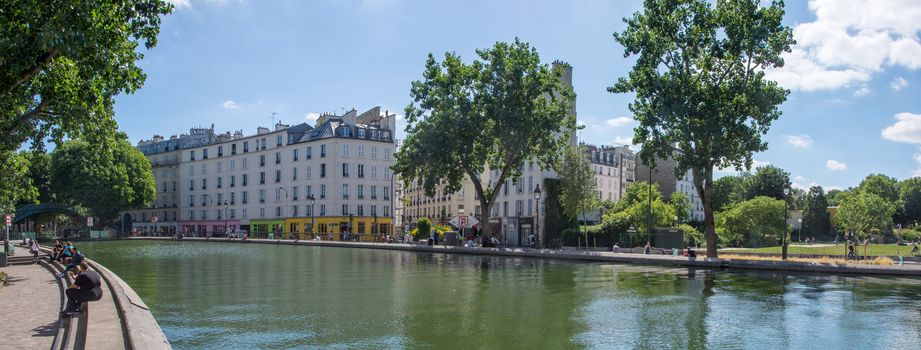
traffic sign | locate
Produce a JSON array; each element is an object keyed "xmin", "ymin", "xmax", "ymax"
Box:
[
  {"xmin": 151, "ymin": 215, "xmax": 159, "ymax": 224},
  {"xmin": 5, "ymin": 214, "xmax": 10, "ymax": 226},
  {"xmin": 87, "ymin": 217, "xmax": 94, "ymax": 227}
]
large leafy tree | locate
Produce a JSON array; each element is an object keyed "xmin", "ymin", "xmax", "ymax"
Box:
[
  {"xmin": 857, "ymin": 174, "xmax": 899, "ymax": 202},
  {"xmin": 801, "ymin": 185, "xmax": 830, "ymax": 238},
  {"xmin": 21, "ymin": 151, "xmax": 54, "ymax": 203},
  {"xmin": 835, "ymin": 191, "xmax": 895, "ymax": 240},
  {"xmin": 715, "ymin": 196, "xmax": 784, "ymax": 247},
  {"xmin": 605, "ymin": 182, "xmax": 677, "ymax": 235},
  {"xmin": 899, "ymin": 177, "xmax": 921, "ymax": 225},
  {"xmin": 394, "ymin": 39, "xmax": 576, "ymax": 239},
  {"xmin": 0, "ymin": 151, "xmax": 37, "ymax": 213},
  {"xmin": 611, "ymin": 0, "xmax": 794, "ymax": 257},
  {"xmin": 743, "ymin": 165, "xmax": 790, "ymax": 200},
  {"xmin": 557, "ymin": 144, "xmax": 599, "ymax": 224},
  {"xmin": 0, "ymin": 0, "xmax": 173, "ymax": 152},
  {"xmin": 51, "ymin": 138, "xmax": 155, "ymax": 222},
  {"xmin": 712, "ymin": 175, "xmax": 746, "ymax": 211}
]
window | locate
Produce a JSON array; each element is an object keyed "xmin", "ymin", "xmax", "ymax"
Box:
[
  {"xmin": 242, "ymin": 157, "xmax": 248, "ymax": 169},
  {"xmin": 384, "ymin": 206, "xmax": 390, "ymax": 217},
  {"xmin": 371, "ymin": 166, "xmax": 377, "ymax": 179},
  {"xmin": 188, "ymin": 165, "xmax": 194, "ymax": 176},
  {"xmin": 320, "ymin": 144, "xmax": 327, "ymax": 158},
  {"xmin": 342, "ymin": 204, "xmax": 349, "ymax": 216},
  {"xmin": 275, "ymin": 188, "xmax": 281, "ymax": 202},
  {"xmin": 189, "ymin": 180, "xmax": 194, "ymax": 191},
  {"xmin": 305, "ymin": 204, "xmax": 312, "ymax": 216},
  {"xmin": 358, "ymin": 145, "xmax": 364, "ymax": 157},
  {"xmin": 201, "ymin": 210, "xmax": 207, "ymax": 220},
  {"xmin": 275, "ymin": 170, "xmax": 281, "ymax": 183},
  {"xmin": 230, "ymin": 159, "xmax": 235, "ymax": 170},
  {"xmin": 232, "ymin": 143, "xmax": 237, "ymax": 155},
  {"xmin": 230, "ymin": 176, "xmax": 236, "ymax": 188},
  {"xmin": 188, "ymin": 210, "xmax": 194, "ymax": 220},
  {"xmin": 217, "ymin": 177, "xmax": 223, "ymax": 189},
  {"xmin": 218, "ymin": 146, "xmax": 223, "ymax": 157},
  {"xmin": 371, "ymin": 205, "xmax": 377, "ymax": 216},
  {"xmin": 320, "ymin": 184, "xmax": 326, "ymax": 199},
  {"xmin": 260, "ymin": 207, "xmax": 265, "ymax": 218},
  {"xmin": 371, "ymin": 147, "xmax": 378, "ymax": 159},
  {"xmin": 358, "ymin": 164, "xmax": 364, "ymax": 178},
  {"xmin": 243, "ymin": 141, "xmax": 249, "ymax": 153},
  {"xmin": 275, "ymin": 152, "xmax": 281, "ymax": 164},
  {"xmin": 292, "ymin": 205, "xmax": 299, "ymax": 217},
  {"xmin": 189, "ymin": 195, "xmax": 194, "ymax": 207},
  {"xmin": 242, "ymin": 208, "xmax": 247, "ymax": 219},
  {"xmin": 260, "ymin": 155, "xmax": 266, "ymax": 167},
  {"xmin": 217, "ymin": 193, "xmax": 223, "ymax": 204},
  {"xmin": 357, "ymin": 205, "xmax": 364, "ymax": 216},
  {"xmin": 276, "ymin": 135, "xmax": 283, "ymax": 147},
  {"xmin": 203, "ymin": 148, "xmax": 209, "ymax": 159},
  {"xmin": 384, "ymin": 148, "xmax": 390, "ymax": 160},
  {"xmin": 293, "ymin": 149, "xmax": 299, "ymax": 161},
  {"xmin": 320, "ymin": 204, "xmax": 326, "ymax": 216},
  {"xmin": 242, "ymin": 191, "xmax": 248, "ymax": 204},
  {"xmin": 516, "ymin": 200, "xmax": 523, "ymax": 216},
  {"xmin": 260, "ymin": 172, "xmax": 265, "ymax": 185},
  {"xmin": 306, "ymin": 166, "xmax": 312, "ymax": 179},
  {"xmin": 342, "ymin": 184, "xmax": 349, "ymax": 199},
  {"xmin": 343, "ymin": 144, "xmax": 349, "ymax": 157},
  {"xmin": 242, "ymin": 174, "xmax": 248, "ymax": 186},
  {"xmin": 371, "ymin": 186, "xmax": 377, "ymax": 200},
  {"xmin": 503, "ymin": 201, "xmax": 508, "ymax": 216},
  {"xmin": 357, "ymin": 185, "xmax": 364, "ymax": 199},
  {"xmin": 293, "ymin": 186, "xmax": 299, "ymax": 201},
  {"xmin": 320, "ymin": 164, "xmax": 326, "ymax": 178},
  {"xmin": 202, "ymin": 178, "xmax": 208, "ymax": 190},
  {"xmin": 504, "ymin": 180, "xmax": 509, "ymax": 195},
  {"xmin": 190, "ymin": 150, "xmax": 196, "ymax": 161},
  {"xmin": 230, "ymin": 208, "xmax": 236, "ymax": 218},
  {"xmin": 292, "ymin": 167, "xmax": 298, "ymax": 181},
  {"xmin": 384, "ymin": 186, "xmax": 390, "ymax": 200},
  {"xmin": 306, "ymin": 185, "xmax": 312, "ymax": 197},
  {"xmin": 259, "ymin": 190, "xmax": 266, "ymax": 203},
  {"xmin": 528, "ymin": 198, "xmax": 533, "ymax": 216},
  {"xmin": 528, "ymin": 176, "xmax": 533, "ymax": 192},
  {"xmin": 276, "ymin": 206, "xmax": 281, "ymax": 217},
  {"xmin": 260, "ymin": 138, "xmax": 266, "ymax": 150},
  {"xmin": 201, "ymin": 194, "xmax": 208, "ymax": 206},
  {"xmin": 342, "ymin": 163, "xmax": 349, "ymax": 177},
  {"xmin": 306, "ymin": 146, "xmax": 312, "ymax": 159}
]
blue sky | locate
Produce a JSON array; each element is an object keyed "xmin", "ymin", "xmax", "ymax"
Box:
[{"xmin": 114, "ymin": 0, "xmax": 921, "ymax": 191}]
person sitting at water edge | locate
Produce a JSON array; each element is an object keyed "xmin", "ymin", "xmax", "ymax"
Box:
[
  {"xmin": 59, "ymin": 246, "xmax": 85, "ymax": 277},
  {"xmin": 61, "ymin": 262, "xmax": 103, "ymax": 317}
]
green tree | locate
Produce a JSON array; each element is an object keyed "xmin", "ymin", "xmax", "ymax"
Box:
[
  {"xmin": 611, "ymin": 0, "xmax": 794, "ymax": 257},
  {"xmin": 899, "ymin": 177, "xmax": 921, "ymax": 225},
  {"xmin": 801, "ymin": 185, "xmax": 831, "ymax": 238},
  {"xmin": 1, "ymin": 0, "xmax": 173, "ymax": 152},
  {"xmin": 716, "ymin": 196, "xmax": 785, "ymax": 247},
  {"xmin": 0, "ymin": 151, "xmax": 38, "ymax": 213},
  {"xmin": 712, "ymin": 175, "xmax": 746, "ymax": 211},
  {"xmin": 826, "ymin": 189, "xmax": 848, "ymax": 207},
  {"xmin": 557, "ymin": 144, "xmax": 599, "ymax": 225},
  {"xmin": 743, "ymin": 165, "xmax": 790, "ymax": 200},
  {"xmin": 51, "ymin": 138, "xmax": 155, "ymax": 222},
  {"xmin": 22, "ymin": 151, "xmax": 54, "ymax": 203},
  {"xmin": 670, "ymin": 191, "xmax": 691, "ymax": 224},
  {"xmin": 394, "ymin": 39, "xmax": 576, "ymax": 238},
  {"xmin": 835, "ymin": 191, "xmax": 895, "ymax": 240},
  {"xmin": 605, "ymin": 182, "xmax": 676, "ymax": 235},
  {"xmin": 414, "ymin": 217, "xmax": 432, "ymax": 240},
  {"xmin": 857, "ymin": 174, "xmax": 899, "ymax": 202}
]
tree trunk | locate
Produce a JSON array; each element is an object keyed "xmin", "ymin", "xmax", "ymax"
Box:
[
  {"xmin": 479, "ymin": 196, "xmax": 492, "ymax": 239},
  {"xmin": 697, "ymin": 168, "xmax": 718, "ymax": 259}
]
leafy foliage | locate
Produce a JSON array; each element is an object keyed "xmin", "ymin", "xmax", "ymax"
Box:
[
  {"xmin": 801, "ymin": 185, "xmax": 831, "ymax": 238},
  {"xmin": 557, "ymin": 144, "xmax": 599, "ymax": 222},
  {"xmin": 857, "ymin": 174, "xmax": 899, "ymax": 202},
  {"xmin": 611, "ymin": 0, "xmax": 794, "ymax": 258},
  {"xmin": 21, "ymin": 151, "xmax": 54, "ymax": 203},
  {"xmin": 0, "ymin": 151, "xmax": 37, "ymax": 213},
  {"xmin": 835, "ymin": 191, "xmax": 895, "ymax": 239},
  {"xmin": 393, "ymin": 39, "xmax": 576, "ymax": 237},
  {"xmin": 899, "ymin": 177, "xmax": 921, "ymax": 226},
  {"xmin": 712, "ymin": 175, "xmax": 746, "ymax": 210},
  {"xmin": 50, "ymin": 138, "xmax": 155, "ymax": 222},
  {"xmin": 670, "ymin": 192, "xmax": 691, "ymax": 224},
  {"xmin": 716, "ymin": 196, "xmax": 785, "ymax": 247},
  {"xmin": 743, "ymin": 165, "xmax": 790, "ymax": 200},
  {"xmin": 604, "ymin": 182, "xmax": 676, "ymax": 235},
  {"xmin": 414, "ymin": 217, "xmax": 432, "ymax": 240},
  {"xmin": 0, "ymin": 0, "xmax": 173, "ymax": 152}
]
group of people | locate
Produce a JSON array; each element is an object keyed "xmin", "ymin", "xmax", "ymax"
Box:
[
  {"xmin": 48, "ymin": 240, "xmax": 86, "ymax": 277},
  {"xmin": 20, "ymin": 238, "xmax": 102, "ymax": 317}
]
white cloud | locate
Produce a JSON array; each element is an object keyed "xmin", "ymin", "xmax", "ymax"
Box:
[
  {"xmin": 220, "ymin": 100, "xmax": 240, "ymax": 110},
  {"xmin": 765, "ymin": 0, "xmax": 921, "ymax": 91},
  {"xmin": 605, "ymin": 116, "xmax": 633, "ymax": 128},
  {"xmin": 826, "ymin": 159, "xmax": 848, "ymax": 171},
  {"xmin": 785, "ymin": 134, "xmax": 814, "ymax": 148},
  {"xmin": 882, "ymin": 112, "xmax": 921, "ymax": 144},
  {"xmin": 304, "ymin": 112, "xmax": 321, "ymax": 122},
  {"xmin": 794, "ymin": 175, "xmax": 807, "ymax": 182},
  {"xmin": 854, "ymin": 85, "xmax": 871, "ymax": 96},
  {"xmin": 891, "ymin": 76, "xmax": 909, "ymax": 91},
  {"xmin": 612, "ymin": 136, "xmax": 635, "ymax": 145},
  {"xmin": 168, "ymin": 0, "xmax": 192, "ymax": 9}
]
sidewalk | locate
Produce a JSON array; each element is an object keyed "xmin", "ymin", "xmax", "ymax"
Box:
[{"xmin": 0, "ymin": 263, "xmax": 61, "ymax": 350}]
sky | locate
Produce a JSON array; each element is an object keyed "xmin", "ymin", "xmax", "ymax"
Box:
[{"xmin": 114, "ymin": 0, "xmax": 921, "ymax": 192}]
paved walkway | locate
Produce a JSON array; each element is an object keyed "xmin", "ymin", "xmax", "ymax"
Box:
[{"xmin": 0, "ymin": 263, "xmax": 60, "ymax": 350}]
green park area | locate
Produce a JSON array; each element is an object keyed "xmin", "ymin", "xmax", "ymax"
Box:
[{"xmin": 723, "ymin": 244, "xmax": 918, "ymax": 257}]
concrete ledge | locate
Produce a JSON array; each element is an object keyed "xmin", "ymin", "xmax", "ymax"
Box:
[
  {"xmin": 88, "ymin": 260, "xmax": 170, "ymax": 350},
  {"xmin": 124, "ymin": 237, "xmax": 921, "ymax": 276}
]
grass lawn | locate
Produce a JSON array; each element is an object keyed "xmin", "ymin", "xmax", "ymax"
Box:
[{"xmin": 720, "ymin": 244, "xmax": 918, "ymax": 257}]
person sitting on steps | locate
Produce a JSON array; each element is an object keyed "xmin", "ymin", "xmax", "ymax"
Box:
[{"xmin": 60, "ymin": 261, "xmax": 103, "ymax": 317}]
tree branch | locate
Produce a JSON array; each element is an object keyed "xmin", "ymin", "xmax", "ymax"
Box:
[
  {"xmin": 0, "ymin": 47, "xmax": 61, "ymax": 99},
  {"xmin": 3, "ymin": 98, "xmax": 50, "ymax": 137}
]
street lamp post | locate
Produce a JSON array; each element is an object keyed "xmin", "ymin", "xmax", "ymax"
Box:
[
  {"xmin": 308, "ymin": 195, "xmax": 316, "ymax": 239},
  {"xmin": 782, "ymin": 184, "xmax": 791, "ymax": 260},
  {"xmin": 223, "ymin": 200, "xmax": 229, "ymax": 237},
  {"xmin": 533, "ymin": 184, "xmax": 542, "ymax": 249},
  {"xmin": 277, "ymin": 187, "xmax": 288, "ymax": 238}
]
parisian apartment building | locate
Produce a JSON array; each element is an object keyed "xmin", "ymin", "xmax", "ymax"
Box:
[
  {"xmin": 634, "ymin": 150, "xmax": 705, "ymax": 222},
  {"xmin": 126, "ymin": 106, "xmax": 398, "ymax": 238},
  {"xmin": 401, "ymin": 176, "xmax": 485, "ymax": 229}
]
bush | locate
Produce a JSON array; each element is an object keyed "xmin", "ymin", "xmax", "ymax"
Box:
[
  {"xmin": 900, "ymin": 229, "xmax": 921, "ymax": 242},
  {"xmin": 679, "ymin": 224, "xmax": 703, "ymax": 247},
  {"xmin": 414, "ymin": 217, "xmax": 432, "ymax": 240}
]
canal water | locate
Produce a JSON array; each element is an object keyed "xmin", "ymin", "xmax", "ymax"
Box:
[{"xmin": 78, "ymin": 240, "xmax": 921, "ymax": 349}]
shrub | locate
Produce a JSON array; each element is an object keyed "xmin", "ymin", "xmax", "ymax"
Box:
[
  {"xmin": 414, "ymin": 217, "xmax": 432, "ymax": 240},
  {"xmin": 900, "ymin": 228, "xmax": 921, "ymax": 242}
]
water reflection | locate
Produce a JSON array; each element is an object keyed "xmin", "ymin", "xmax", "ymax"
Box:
[{"xmin": 79, "ymin": 241, "xmax": 921, "ymax": 350}]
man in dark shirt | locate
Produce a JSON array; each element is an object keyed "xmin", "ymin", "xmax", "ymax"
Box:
[{"xmin": 61, "ymin": 262, "xmax": 103, "ymax": 316}]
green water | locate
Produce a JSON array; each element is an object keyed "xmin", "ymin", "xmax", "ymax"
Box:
[{"xmin": 78, "ymin": 240, "xmax": 921, "ymax": 349}]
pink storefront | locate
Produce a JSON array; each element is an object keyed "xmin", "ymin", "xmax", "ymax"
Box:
[{"xmin": 178, "ymin": 219, "xmax": 241, "ymax": 237}]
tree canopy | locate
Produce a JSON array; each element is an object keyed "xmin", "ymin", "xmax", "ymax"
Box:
[
  {"xmin": 51, "ymin": 138, "xmax": 155, "ymax": 222},
  {"xmin": 835, "ymin": 191, "xmax": 895, "ymax": 239},
  {"xmin": 557, "ymin": 144, "xmax": 599, "ymax": 223},
  {"xmin": 801, "ymin": 185, "xmax": 831, "ymax": 238},
  {"xmin": 0, "ymin": 151, "xmax": 37, "ymax": 213},
  {"xmin": 0, "ymin": 0, "xmax": 173, "ymax": 152},
  {"xmin": 393, "ymin": 39, "xmax": 577, "ymax": 238},
  {"xmin": 605, "ymin": 182, "xmax": 677, "ymax": 235},
  {"xmin": 611, "ymin": 0, "xmax": 794, "ymax": 257},
  {"xmin": 899, "ymin": 177, "xmax": 921, "ymax": 226},
  {"xmin": 857, "ymin": 174, "xmax": 899, "ymax": 202},
  {"xmin": 712, "ymin": 174, "xmax": 746, "ymax": 211},
  {"xmin": 743, "ymin": 165, "xmax": 790, "ymax": 200},
  {"xmin": 716, "ymin": 196, "xmax": 784, "ymax": 247}
]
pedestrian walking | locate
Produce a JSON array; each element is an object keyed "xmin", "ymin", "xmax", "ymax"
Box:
[{"xmin": 30, "ymin": 238, "xmax": 40, "ymax": 263}]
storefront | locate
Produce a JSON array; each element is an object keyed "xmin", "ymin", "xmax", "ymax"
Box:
[
  {"xmin": 178, "ymin": 219, "xmax": 240, "ymax": 237},
  {"xmin": 248, "ymin": 219, "xmax": 285, "ymax": 239},
  {"xmin": 284, "ymin": 216, "xmax": 393, "ymax": 241}
]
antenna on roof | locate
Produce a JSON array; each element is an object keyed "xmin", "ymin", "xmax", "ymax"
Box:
[{"xmin": 271, "ymin": 112, "xmax": 278, "ymax": 125}]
